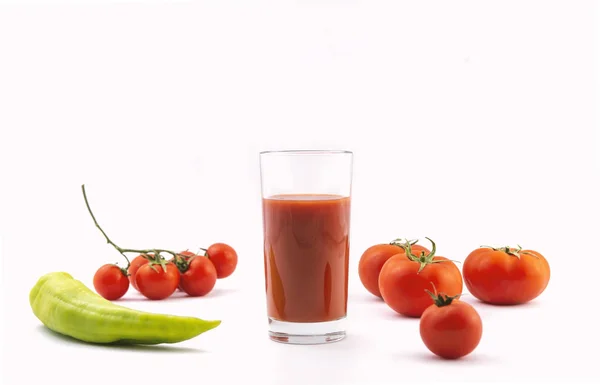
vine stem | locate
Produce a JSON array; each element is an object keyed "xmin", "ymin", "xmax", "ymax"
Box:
[
  {"xmin": 82, "ymin": 184, "xmax": 132, "ymax": 269},
  {"xmin": 81, "ymin": 184, "xmax": 191, "ymax": 271}
]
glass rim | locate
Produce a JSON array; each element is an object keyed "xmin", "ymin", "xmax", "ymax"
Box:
[{"xmin": 259, "ymin": 149, "xmax": 353, "ymax": 156}]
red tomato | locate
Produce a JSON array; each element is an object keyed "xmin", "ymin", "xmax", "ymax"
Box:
[
  {"xmin": 379, "ymin": 238, "xmax": 463, "ymax": 317},
  {"xmin": 206, "ymin": 243, "xmax": 238, "ymax": 279},
  {"xmin": 93, "ymin": 264, "xmax": 129, "ymax": 300},
  {"xmin": 463, "ymin": 246, "xmax": 550, "ymax": 305},
  {"xmin": 135, "ymin": 262, "xmax": 180, "ymax": 300},
  {"xmin": 179, "ymin": 256, "xmax": 218, "ymax": 297},
  {"xmin": 174, "ymin": 250, "xmax": 197, "ymax": 291},
  {"xmin": 358, "ymin": 241, "xmax": 430, "ymax": 298},
  {"xmin": 178, "ymin": 250, "xmax": 196, "ymax": 260},
  {"xmin": 127, "ymin": 254, "xmax": 151, "ymax": 292},
  {"xmin": 420, "ymin": 292, "xmax": 482, "ymax": 359}
]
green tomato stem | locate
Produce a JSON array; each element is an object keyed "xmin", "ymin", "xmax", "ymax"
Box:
[
  {"xmin": 81, "ymin": 184, "xmax": 193, "ymax": 271},
  {"xmin": 404, "ymin": 237, "xmax": 459, "ymax": 273},
  {"xmin": 425, "ymin": 289, "xmax": 460, "ymax": 307},
  {"xmin": 480, "ymin": 244, "xmax": 539, "ymax": 259}
]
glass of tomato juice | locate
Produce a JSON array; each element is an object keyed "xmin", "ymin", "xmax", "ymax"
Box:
[{"xmin": 259, "ymin": 150, "xmax": 353, "ymax": 344}]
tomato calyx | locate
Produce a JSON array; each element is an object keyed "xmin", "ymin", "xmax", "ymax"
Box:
[
  {"xmin": 403, "ymin": 237, "xmax": 457, "ymax": 273},
  {"xmin": 480, "ymin": 244, "xmax": 538, "ymax": 259},
  {"xmin": 107, "ymin": 262, "xmax": 130, "ymax": 277},
  {"xmin": 117, "ymin": 265, "xmax": 129, "ymax": 277},
  {"xmin": 425, "ymin": 290, "xmax": 459, "ymax": 307},
  {"xmin": 389, "ymin": 238, "xmax": 418, "ymax": 247},
  {"xmin": 172, "ymin": 254, "xmax": 198, "ymax": 274},
  {"xmin": 389, "ymin": 238, "xmax": 428, "ymax": 257},
  {"xmin": 425, "ymin": 283, "xmax": 460, "ymax": 307},
  {"xmin": 147, "ymin": 256, "xmax": 170, "ymax": 273}
]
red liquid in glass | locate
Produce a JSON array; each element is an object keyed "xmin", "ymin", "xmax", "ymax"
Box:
[{"xmin": 262, "ymin": 194, "xmax": 351, "ymax": 323}]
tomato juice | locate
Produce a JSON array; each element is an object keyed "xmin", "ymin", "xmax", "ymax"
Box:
[{"xmin": 262, "ymin": 194, "xmax": 351, "ymax": 323}]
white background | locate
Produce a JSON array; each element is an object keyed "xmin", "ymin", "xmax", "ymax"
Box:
[{"xmin": 1, "ymin": 1, "xmax": 599, "ymax": 384}]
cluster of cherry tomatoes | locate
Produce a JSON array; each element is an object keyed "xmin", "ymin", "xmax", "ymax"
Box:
[
  {"xmin": 80, "ymin": 184, "xmax": 239, "ymax": 302},
  {"xmin": 358, "ymin": 237, "xmax": 551, "ymax": 359},
  {"xmin": 93, "ymin": 243, "xmax": 238, "ymax": 301}
]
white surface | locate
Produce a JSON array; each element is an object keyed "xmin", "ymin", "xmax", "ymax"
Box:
[{"xmin": 1, "ymin": 1, "xmax": 599, "ymax": 384}]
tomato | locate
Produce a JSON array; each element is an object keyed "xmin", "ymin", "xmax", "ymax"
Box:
[
  {"xmin": 179, "ymin": 256, "xmax": 218, "ymax": 297},
  {"xmin": 379, "ymin": 238, "xmax": 463, "ymax": 317},
  {"xmin": 135, "ymin": 262, "xmax": 180, "ymax": 300},
  {"xmin": 358, "ymin": 240, "xmax": 430, "ymax": 298},
  {"xmin": 178, "ymin": 250, "xmax": 196, "ymax": 261},
  {"xmin": 174, "ymin": 250, "xmax": 197, "ymax": 290},
  {"xmin": 93, "ymin": 264, "xmax": 129, "ymax": 300},
  {"xmin": 463, "ymin": 245, "xmax": 550, "ymax": 305},
  {"xmin": 420, "ymin": 291, "xmax": 482, "ymax": 359},
  {"xmin": 206, "ymin": 243, "xmax": 238, "ymax": 279},
  {"xmin": 127, "ymin": 254, "xmax": 151, "ymax": 292}
]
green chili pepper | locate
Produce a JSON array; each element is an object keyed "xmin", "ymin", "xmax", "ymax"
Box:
[{"xmin": 30, "ymin": 272, "xmax": 221, "ymax": 345}]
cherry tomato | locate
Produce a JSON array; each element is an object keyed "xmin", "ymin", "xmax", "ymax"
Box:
[
  {"xmin": 178, "ymin": 250, "xmax": 196, "ymax": 261},
  {"xmin": 379, "ymin": 238, "xmax": 463, "ymax": 317},
  {"xmin": 135, "ymin": 262, "xmax": 180, "ymax": 300},
  {"xmin": 420, "ymin": 292, "xmax": 483, "ymax": 359},
  {"xmin": 463, "ymin": 245, "xmax": 550, "ymax": 305},
  {"xmin": 206, "ymin": 243, "xmax": 238, "ymax": 279},
  {"xmin": 358, "ymin": 241, "xmax": 430, "ymax": 298},
  {"xmin": 127, "ymin": 254, "xmax": 151, "ymax": 292},
  {"xmin": 93, "ymin": 264, "xmax": 129, "ymax": 300},
  {"xmin": 174, "ymin": 250, "xmax": 197, "ymax": 291},
  {"xmin": 179, "ymin": 256, "xmax": 218, "ymax": 297}
]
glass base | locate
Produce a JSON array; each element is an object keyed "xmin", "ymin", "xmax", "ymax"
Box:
[{"xmin": 268, "ymin": 317, "xmax": 346, "ymax": 345}]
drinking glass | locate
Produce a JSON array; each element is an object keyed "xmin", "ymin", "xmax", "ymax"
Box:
[{"xmin": 259, "ymin": 150, "xmax": 353, "ymax": 344}]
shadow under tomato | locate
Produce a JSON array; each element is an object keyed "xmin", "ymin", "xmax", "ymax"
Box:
[
  {"xmin": 396, "ymin": 350, "xmax": 500, "ymax": 365},
  {"xmin": 111, "ymin": 287, "xmax": 239, "ymax": 302},
  {"xmin": 157, "ymin": 287, "xmax": 240, "ymax": 301},
  {"xmin": 36, "ymin": 325, "xmax": 207, "ymax": 353},
  {"xmin": 110, "ymin": 292, "xmax": 159, "ymax": 302},
  {"xmin": 349, "ymin": 292, "xmax": 385, "ymax": 305},
  {"xmin": 192, "ymin": 287, "xmax": 239, "ymax": 299},
  {"xmin": 460, "ymin": 295, "xmax": 542, "ymax": 309},
  {"xmin": 377, "ymin": 308, "xmax": 421, "ymax": 321}
]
